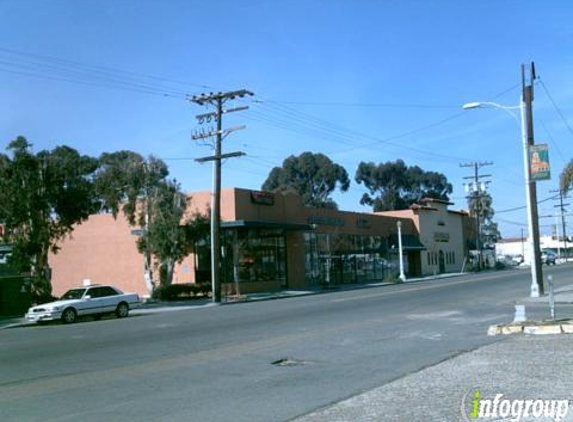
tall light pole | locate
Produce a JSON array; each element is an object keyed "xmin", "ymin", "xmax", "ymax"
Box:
[
  {"xmin": 396, "ymin": 220, "xmax": 406, "ymax": 282},
  {"xmin": 462, "ymin": 64, "xmax": 543, "ymax": 297}
]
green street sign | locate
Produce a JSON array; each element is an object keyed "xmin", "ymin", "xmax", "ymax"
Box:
[{"xmin": 530, "ymin": 144, "xmax": 551, "ymax": 182}]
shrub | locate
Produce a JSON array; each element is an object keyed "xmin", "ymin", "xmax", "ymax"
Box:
[
  {"xmin": 383, "ymin": 274, "xmax": 403, "ymax": 284},
  {"xmin": 152, "ymin": 282, "xmax": 212, "ymax": 301}
]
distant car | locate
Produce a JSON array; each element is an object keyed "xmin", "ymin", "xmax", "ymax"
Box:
[
  {"xmin": 512, "ymin": 254, "xmax": 524, "ymax": 265},
  {"xmin": 25, "ymin": 285, "xmax": 141, "ymax": 324},
  {"xmin": 541, "ymin": 251, "xmax": 556, "ymax": 265}
]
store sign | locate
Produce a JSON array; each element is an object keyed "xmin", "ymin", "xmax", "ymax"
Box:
[
  {"xmin": 251, "ymin": 191, "xmax": 275, "ymax": 205},
  {"xmin": 530, "ymin": 144, "xmax": 551, "ymax": 181},
  {"xmin": 434, "ymin": 232, "xmax": 450, "ymax": 242}
]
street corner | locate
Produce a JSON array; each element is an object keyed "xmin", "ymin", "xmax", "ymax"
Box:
[{"xmin": 488, "ymin": 319, "xmax": 573, "ymax": 336}]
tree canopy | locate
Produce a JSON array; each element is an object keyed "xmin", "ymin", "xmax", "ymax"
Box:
[
  {"xmin": 138, "ymin": 179, "xmax": 209, "ymax": 287},
  {"xmin": 94, "ymin": 151, "xmax": 208, "ymax": 290},
  {"xmin": 467, "ymin": 191, "xmax": 500, "ymax": 248},
  {"xmin": 355, "ymin": 159, "xmax": 453, "ymax": 211},
  {"xmin": 0, "ymin": 137, "xmax": 99, "ymax": 299},
  {"xmin": 560, "ymin": 160, "xmax": 573, "ymax": 194},
  {"xmin": 262, "ymin": 152, "xmax": 350, "ymax": 209}
]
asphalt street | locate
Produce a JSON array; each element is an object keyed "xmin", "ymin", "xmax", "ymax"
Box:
[{"xmin": 2, "ymin": 265, "xmax": 573, "ymax": 422}]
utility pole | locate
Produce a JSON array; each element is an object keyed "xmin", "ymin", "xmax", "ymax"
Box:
[
  {"xmin": 461, "ymin": 161, "xmax": 493, "ymax": 270},
  {"xmin": 521, "ymin": 228, "xmax": 525, "ymax": 259},
  {"xmin": 551, "ymin": 188, "xmax": 569, "ymax": 259},
  {"xmin": 522, "ymin": 62, "xmax": 544, "ymax": 296},
  {"xmin": 190, "ymin": 89, "xmax": 253, "ymax": 303}
]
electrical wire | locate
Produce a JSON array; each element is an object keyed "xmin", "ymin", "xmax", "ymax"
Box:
[
  {"xmin": 538, "ymin": 78, "xmax": 573, "ymax": 138},
  {"xmin": 260, "ymin": 99, "xmax": 459, "ymax": 109},
  {"xmin": 0, "ymin": 46, "xmax": 216, "ymax": 99}
]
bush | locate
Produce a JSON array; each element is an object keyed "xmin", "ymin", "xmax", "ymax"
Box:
[
  {"xmin": 33, "ymin": 292, "xmax": 59, "ymax": 305},
  {"xmin": 152, "ymin": 282, "xmax": 212, "ymax": 301},
  {"xmin": 495, "ymin": 261, "xmax": 507, "ymax": 270},
  {"xmin": 383, "ymin": 274, "xmax": 403, "ymax": 284}
]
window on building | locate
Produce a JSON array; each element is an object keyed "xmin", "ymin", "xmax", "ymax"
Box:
[
  {"xmin": 221, "ymin": 228, "xmax": 287, "ymax": 286},
  {"xmin": 304, "ymin": 233, "xmax": 388, "ymax": 285}
]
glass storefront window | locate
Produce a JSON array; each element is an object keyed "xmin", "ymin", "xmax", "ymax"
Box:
[
  {"xmin": 304, "ymin": 232, "xmax": 388, "ymax": 285},
  {"xmin": 221, "ymin": 228, "xmax": 287, "ymax": 286}
]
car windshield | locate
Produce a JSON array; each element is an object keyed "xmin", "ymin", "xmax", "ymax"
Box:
[{"xmin": 60, "ymin": 288, "xmax": 87, "ymax": 300}]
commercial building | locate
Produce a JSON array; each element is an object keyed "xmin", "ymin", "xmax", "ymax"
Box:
[
  {"xmin": 376, "ymin": 198, "xmax": 470, "ymax": 275},
  {"xmin": 49, "ymin": 188, "xmax": 470, "ymax": 298}
]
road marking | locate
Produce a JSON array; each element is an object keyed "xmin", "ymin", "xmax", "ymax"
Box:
[{"xmin": 330, "ymin": 278, "xmax": 482, "ymax": 303}]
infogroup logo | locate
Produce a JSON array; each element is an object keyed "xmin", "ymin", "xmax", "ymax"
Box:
[{"xmin": 461, "ymin": 389, "xmax": 570, "ymax": 422}]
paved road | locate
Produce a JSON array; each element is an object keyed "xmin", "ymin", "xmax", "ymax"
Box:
[{"xmin": 2, "ymin": 265, "xmax": 572, "ymax": 422}]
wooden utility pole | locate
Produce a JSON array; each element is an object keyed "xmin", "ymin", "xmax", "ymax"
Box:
[
  {"xmin": 551, "ymin": 188, "xmax": 569, "ymax": 259},
  {"xmin": 522, "ymin": 63, "xmax": 544, "ymax": 295},
  {"xmin": 190, "ymin": 90, "xmax": 253, "ymax": 303},
  {"xmin": 460, "ymin": 161, "xmax": 493, "ymax": 270}
]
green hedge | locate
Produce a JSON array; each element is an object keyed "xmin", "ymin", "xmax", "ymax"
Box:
[{"xmin": 152, "ymin": 282, "xmax": 212, "ymax": 301}]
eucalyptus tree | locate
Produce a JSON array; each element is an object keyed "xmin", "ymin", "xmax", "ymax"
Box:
[
  {"xmin": 355, "ymin": 159, "xmax": 452, "ymax": 211},
  {"xmin": 0, "ymin": 137, "xmax": 99, "ymax": 300},
  {"xmin": 95, "ymin": 151, "xmax": 208, "ymax": 291},
  {"xmin": 262, "ymin": 152, "xmax": 350, "ymax": 209}
]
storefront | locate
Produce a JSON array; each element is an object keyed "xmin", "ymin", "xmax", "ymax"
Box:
[
  {"xmin": 186, "ymin": 188, "xmax": 427, "ymax": 294},
  {"xmin": 48, "ymin": 188, "xmax": 468, "ymax": 297}
]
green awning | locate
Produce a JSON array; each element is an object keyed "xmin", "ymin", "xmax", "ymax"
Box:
[{"xmin": 387, "ymin": 234, "xmax": 426, "ymax": 251}]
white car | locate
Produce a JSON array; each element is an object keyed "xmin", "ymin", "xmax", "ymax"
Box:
[{"xmin": 25, "ymin": 285, "xmax": 141, "ymax": 324}]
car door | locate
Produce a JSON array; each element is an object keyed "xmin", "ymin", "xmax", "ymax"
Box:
[
  {"xmin": 81, "ymin": 287, "xmax": 104, "ymax": 315},
  {"xmin": 97, "ymin": 286, "xmax": 120, "ymax": 312}
]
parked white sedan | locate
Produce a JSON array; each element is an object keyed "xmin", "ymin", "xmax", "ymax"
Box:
[{"xmin": 25, "ymin": 285, "xmax": 141, "ymax": 324}]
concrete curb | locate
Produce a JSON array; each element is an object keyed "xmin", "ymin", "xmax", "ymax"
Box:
[{"xmin": 488, "ymin": 319, "xmax": 573, "ymax": 336}]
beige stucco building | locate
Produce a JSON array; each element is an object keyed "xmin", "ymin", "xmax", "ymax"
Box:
[{"xmin": 376, "ymin": 198, "xmax": 469, "ymax": 275}]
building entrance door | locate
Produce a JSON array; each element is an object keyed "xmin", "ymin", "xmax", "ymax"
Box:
[{"xmin": 438, "ymin": 250, "xmax": 446, "ymax": 274}]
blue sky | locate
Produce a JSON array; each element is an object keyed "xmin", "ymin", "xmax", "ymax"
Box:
[{"xmin": 1, "ymin": 0, "xmax": 572, "ymax": 238}]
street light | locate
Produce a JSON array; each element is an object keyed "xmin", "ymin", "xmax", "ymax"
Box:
[
  {"xmin": 462, "ymin": 96, "xmax": 542, "ymax": 298},
  {"xmin": 396, "ymin": 221, "xmax": 406, "ymax": 282}
]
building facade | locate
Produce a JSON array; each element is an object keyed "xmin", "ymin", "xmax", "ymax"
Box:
[
  {"xmin": 48, "ymin": 188, "xmax": 469, "ymax": 298},
  {"xmin": 376, "ymin": 199, "xmax": 470, "ymax": 275}
]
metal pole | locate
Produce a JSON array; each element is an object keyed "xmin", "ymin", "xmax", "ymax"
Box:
[
  {"xmin": 560, "ymin": 191, "xmax": 568, "ymax": 260},
  {"xmin": 397, "ymin": 221, "xmax": 406, "ymax": 282},
  {"xmin": 548, "ymin": 275, "xmax": 555, "ymax": 320}
]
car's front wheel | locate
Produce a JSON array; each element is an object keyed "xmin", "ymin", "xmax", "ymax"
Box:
[
  {"xmin": 61, "ymin": 308, "xmax": 77, "ymax": 324},
  {"xmin": 115, "ymin": 302, "xmax": 129, "ymax": 319}
]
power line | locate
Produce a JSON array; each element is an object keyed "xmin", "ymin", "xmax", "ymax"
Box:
[
  {"xmin": 261, "ymin": 99, "xmax": 459, "ymax": 109},
  {"xmin": 538, "ymin": 78, "xmax": 573, "ymax": 138},
  {"xmin": 496, "ymin": 193, "xmax": 561, "ymax": 214},
  {"xmin": 0, "ymin": 46, "xmax": 213, "ymax": 90},
  {"xmin": 0, "ymin": 46, "xmax": 216, "ymax": 99}
]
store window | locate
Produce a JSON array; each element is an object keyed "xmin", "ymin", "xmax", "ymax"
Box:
[
  {"xmin": 304, "ymin": 232, "xmax": 388, "ymax": 285},
  {"xmin": 221, "ymin": 228, "xmax": 287, "ymax": 286}
]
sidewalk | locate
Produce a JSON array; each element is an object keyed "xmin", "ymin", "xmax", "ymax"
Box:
[{"xmin": 291, "ymin": 335, "xmax": 573, "ymax": 422}]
